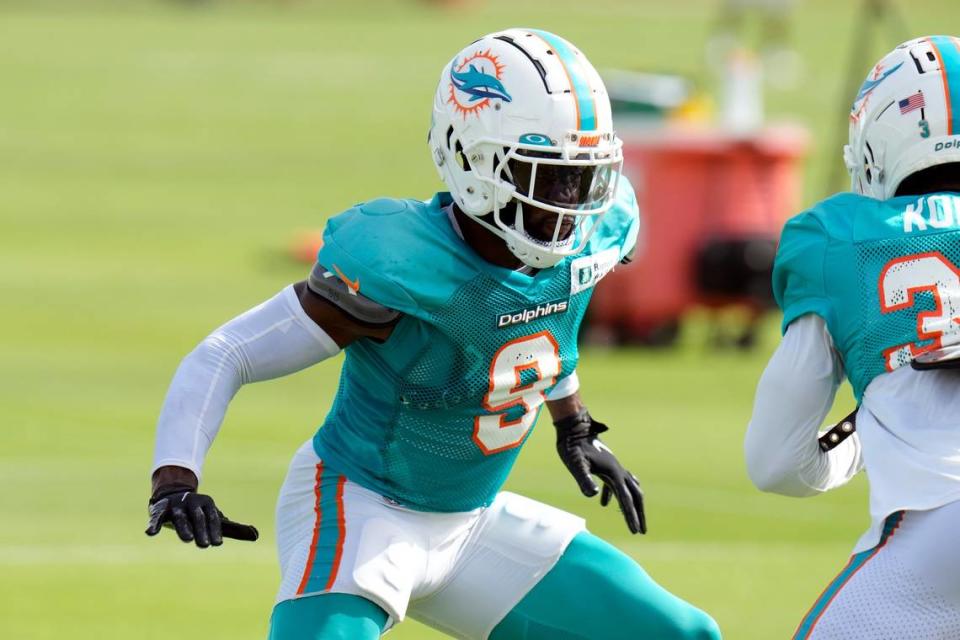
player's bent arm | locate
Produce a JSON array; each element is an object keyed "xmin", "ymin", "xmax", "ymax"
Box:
[
  {"xmin": 153, "ymin": 280, "xmax": 398, "ymax": 482},
  {"xmin": 744, "ymin": 314, "xmax": 863, "ymax": 497},
  {"xmin": 148, "ymin": 281, "xmax": 399, "ymax": 546},
  {"xmin": 152, "ymin": 284, "xmax": 347, "ymax": 483}
]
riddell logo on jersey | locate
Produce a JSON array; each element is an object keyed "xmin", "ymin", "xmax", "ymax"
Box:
[{"xmin": 497, "ymin": 300, "xmax": 568, "ymax": 328}]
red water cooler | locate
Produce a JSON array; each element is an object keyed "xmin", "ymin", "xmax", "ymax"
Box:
[{"xmin": 589, "ymin": 124, "xmax": 809, "ymax": 343}]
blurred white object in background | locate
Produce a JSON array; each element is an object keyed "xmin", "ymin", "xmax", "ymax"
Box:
[
  {"xmin": 762, "ymin": 45, "xmax": 803, "ymax": 91},
  {"xmin": 707, "ymin": 0, "xmax": 803, "ymax": 92},
  {"xmin": 603, "ymin": 70, "xmax": 692, "ymax": 116},
  {"xmin": 720, "ymin": 49, "xmax": 764, "ymax": 134}
]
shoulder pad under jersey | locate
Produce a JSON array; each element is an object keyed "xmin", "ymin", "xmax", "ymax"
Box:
[
  {"xmin": 773, "ymin": 194, "xmax": 858, "ymax": 333},
  {"xmin": 316, "ymin": 197, "xmax": 473, "ymax": 318}
]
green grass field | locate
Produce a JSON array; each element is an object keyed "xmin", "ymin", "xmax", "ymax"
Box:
[{"xmin": 3, "ymin": 1, "xmax": 959, "ymax": 638}]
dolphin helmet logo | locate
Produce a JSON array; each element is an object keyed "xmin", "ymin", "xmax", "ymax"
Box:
[
  {"xmin": 451, "ymin": 64, "xmax": 512, "ymax": 102},
  {"xmin": 448, "ymin": 50, "xmax": 512, "ymax": 119},
  {"xmin": 851, "ymin": 61, "xmax": 904, "ymax": 117}
]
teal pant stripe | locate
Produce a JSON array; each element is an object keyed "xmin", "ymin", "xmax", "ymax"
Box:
[
  {"xmin": 302, "ymin": 467, "xmax": 345, "ymax": 595},
  {"xmin": 793, "ymin": 511, "xmax": 904, "ymax": 640},
  {"xmin": 528, "ymin": 29, "xmax": 597, "ymax": 131},
  {"xmin": 490, "ymin": 531, "xmax": 721, "ymax": 640},
  {"xmin": 931, "ymin": 36, "xmax": 960, "ymax": 135}
]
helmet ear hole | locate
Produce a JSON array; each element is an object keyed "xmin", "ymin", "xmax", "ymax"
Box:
[
  {"xmin": 864, "ymin": 140, "xmax": 877, "ymax": 184},
  {"xmin": 454, "ymin": 140, "xmax": 471, "ymax": 172}
]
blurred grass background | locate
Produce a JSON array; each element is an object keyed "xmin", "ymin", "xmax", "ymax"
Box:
[{"xmin": 2, "ymin": 0, "xmax": 959, "ymax": 638}]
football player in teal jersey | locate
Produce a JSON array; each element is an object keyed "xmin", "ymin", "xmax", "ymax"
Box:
[
  {"xmin": 746, "ymin": 37, "xmax": 960, "ymax": 639},
  {"xmin": 146, "ymin": 29, "xmax": 721, "ymax": 640}
]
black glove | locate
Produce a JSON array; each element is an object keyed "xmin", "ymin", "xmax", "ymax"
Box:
[
  {"xmin": 554, "ymin": 409, "xmax": 647, "ymax": 534},
  {"xmin": 145, "ymin": 484, "xmax": 259, "ymax": 548}
]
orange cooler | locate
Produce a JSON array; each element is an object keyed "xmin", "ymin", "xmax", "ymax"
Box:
[{"xmin": 591, "ymin": 124, "xmax": 809, "ymax": 338}]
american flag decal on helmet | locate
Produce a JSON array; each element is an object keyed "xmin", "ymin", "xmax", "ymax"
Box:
[{"xmin": 899, "ymin": 92, "xmax": 926, "ymax": 115}]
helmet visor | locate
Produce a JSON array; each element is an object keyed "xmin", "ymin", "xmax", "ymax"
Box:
[{"xmin": 506, "ymin": 150, "xmax": 616, "ymax": 211}]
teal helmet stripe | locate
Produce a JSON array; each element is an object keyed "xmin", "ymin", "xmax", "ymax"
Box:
[
  {"xmin": 528, "ymin": 29, "xmax": 597, "ymax": 131},
  {"xmin": 930, "ymin": 36, "xmax": 960, "ymax": 135}
]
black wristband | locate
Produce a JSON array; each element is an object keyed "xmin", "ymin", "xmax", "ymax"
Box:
[
  {"xmin": 553, "ymin": 408, "xmax": 591, "ymax": 432},
  {"xmin": 150, "ymin": 483, "xmax": 196, "ymax": 503},
  {"xmin": 818, "ymin": 408, "xmax": 858, "ymax": 452}
]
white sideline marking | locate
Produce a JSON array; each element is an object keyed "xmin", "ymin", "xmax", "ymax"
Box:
[
  {"xmin": 0, "ymin": 544, "xmax": 275, "ymax": 566},
  {"xmin": 619, "ymin": 540, "xmax": 841, "ymax": 560},
  {"xmin": 652, "ymin": 484, "xmax": 857, "ymax": 522},
  {"xmin": 0, "ymin": 540, "xmax": 841, "ymax": 567}
]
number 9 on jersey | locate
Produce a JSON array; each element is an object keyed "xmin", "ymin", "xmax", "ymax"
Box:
[{"xmin": 473, "ymin": 331, "xmax": 561, "ymax": 455}]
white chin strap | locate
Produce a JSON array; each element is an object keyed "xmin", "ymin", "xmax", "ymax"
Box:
[
  {"xmin": 502, "ymin": 201, "xmax": 577, "ymax": 268},
  {"xmin": 504, "ymin": 233, "xmax": 569, "ymax": 268},
  {"xmin": 458, "ymin": 200, "xmax": 583, "ymax": 269},
  {"xmin": 505, "ymin": 233, "xmax": 575, "ymax": 269}
]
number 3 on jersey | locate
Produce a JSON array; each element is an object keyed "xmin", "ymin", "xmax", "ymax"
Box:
[
  {"xmin": 880, "ymin": 252, "xmax": 960, "ymax": 370},
  {"xmin": 473, "ymin": 331, "xmax": 561, "ymax": 455}
]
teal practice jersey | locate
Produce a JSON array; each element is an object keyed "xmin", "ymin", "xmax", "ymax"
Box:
[
  {"xmin": 312, "ymin": 179, "xmax": 640, "ymax": 512},
  {"xmin": 774, "ymin": 191, "xmax": 960, "ymax": 401}
]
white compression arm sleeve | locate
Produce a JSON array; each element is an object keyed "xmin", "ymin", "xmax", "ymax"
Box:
[
  {"xmin": 744, "ymin": 313, "xmax": 863, "ymax": 497},
  {"xmin": 152, "ymin": 285, "xmax": 341, "ymax": 481},
  {"xmin": 546, "ymin": 371, "xmax": 580, "ymax": 401}
]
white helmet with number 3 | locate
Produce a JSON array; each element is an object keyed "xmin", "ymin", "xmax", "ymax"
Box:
[
  {"xmin": 428, "ymin": 29, "xmax": 623, "ymax": 268},
  {"xmin": 846, "ymin": 36, "xmax": 960, "ymax": 199}
]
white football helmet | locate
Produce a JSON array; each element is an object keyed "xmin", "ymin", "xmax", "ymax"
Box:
[
  {"xmin": 846, "ymin": 36, "xmax": 960, "ymax": 199},
  {"xmin": 428, "ymin": 29, "xmax": 623, "ymax": 268}
]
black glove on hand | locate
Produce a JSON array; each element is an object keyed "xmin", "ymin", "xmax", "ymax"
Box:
[
  {"xmin": 554, "ymin": 409, "xmax": 647, "ymax": 534},
  {"xmin": 145, "ymin": 484, "xmax": 259, "ymax": 548}
]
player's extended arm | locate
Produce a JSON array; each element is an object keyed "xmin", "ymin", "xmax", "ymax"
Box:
[
  {"xmin": 148, "ymin": 279, "xmax": 397, "ymax": 547},
  {"xmin": 744, "ymin": 314, "xmax": 863, "ymax": 497},
  {"xmin": 547, "ymin": 380, "xmax": 647, "ymax": 535}
]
